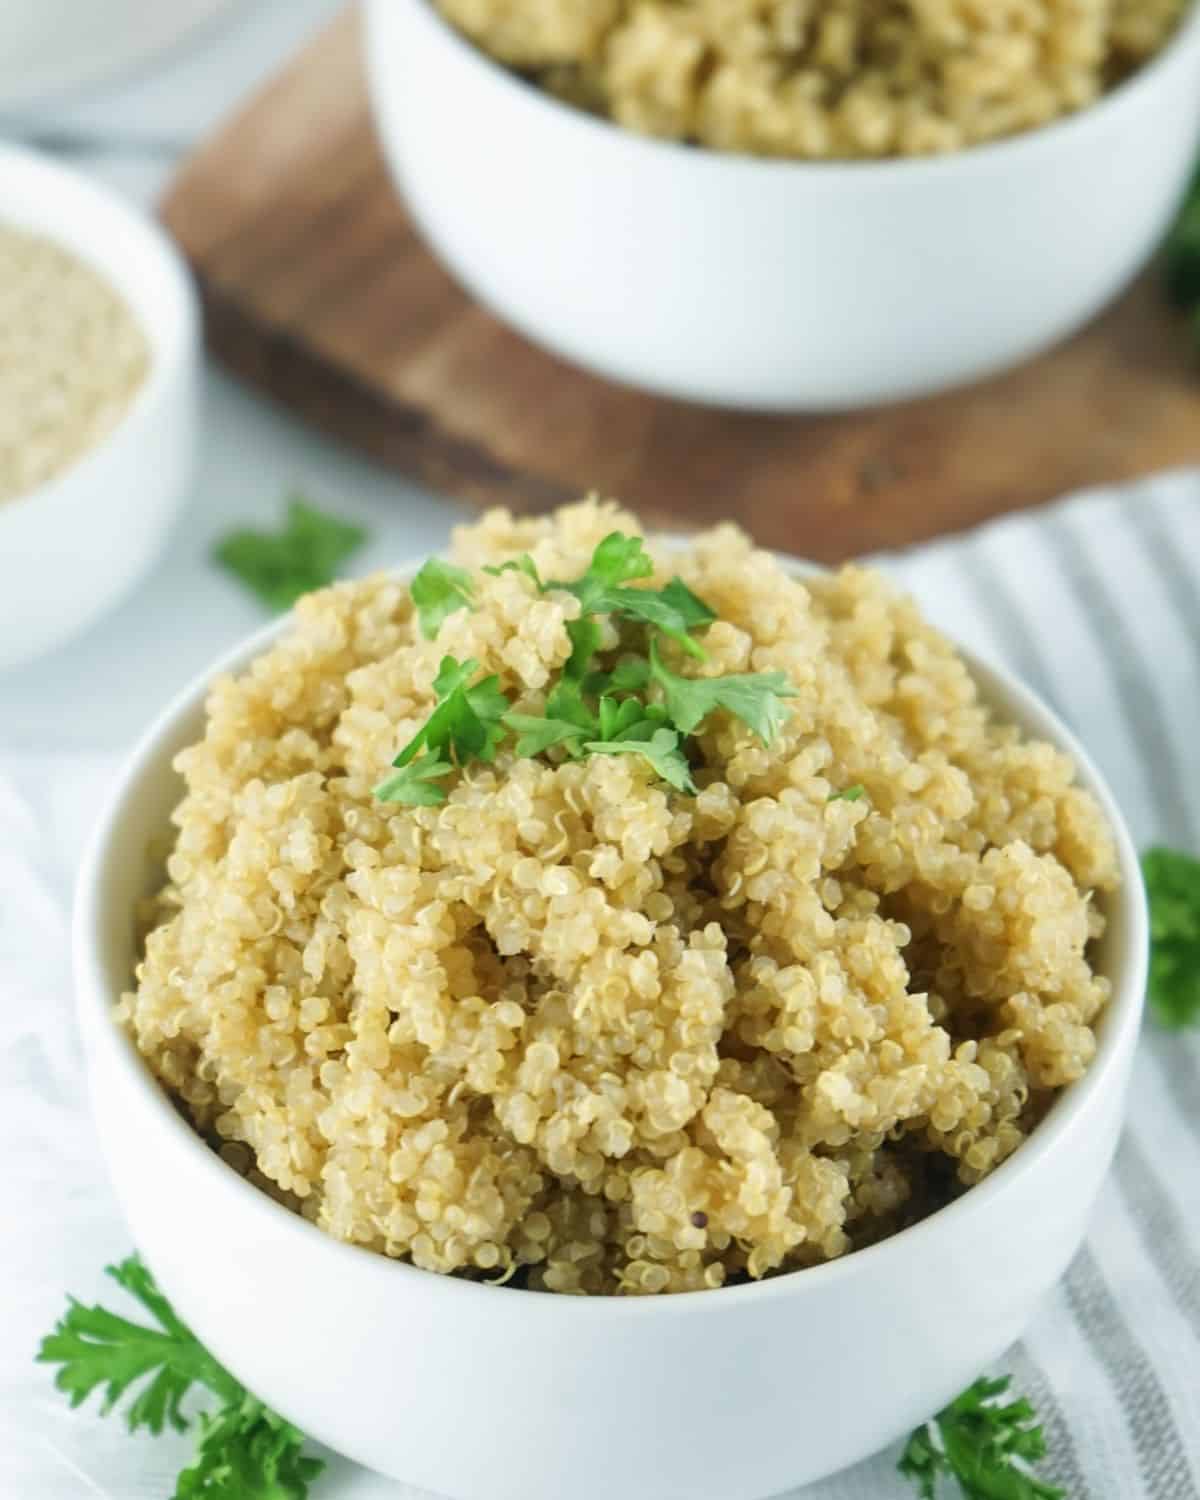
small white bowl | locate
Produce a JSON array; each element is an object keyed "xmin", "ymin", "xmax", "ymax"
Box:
[
  {"xmin": 365, "ymin": 0, "xmax": 1200, "ymax": 410},
  {"xmin": 0, "ymin": 145, "xmax": 199, "ymax": 671},
  {"xmin": 73, "ymin": 552, "xmax": 1147, "ymax": 1500}
]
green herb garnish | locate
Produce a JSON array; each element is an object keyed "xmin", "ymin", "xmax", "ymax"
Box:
[
  {"xmin": 375, "ymin": 656, "xmax": 511, "ymax": 805},
  {"xmin": 503, "ymin": 714, "xmax": 592, "ymax": 758},
  {"xmin": 899, "ymin": 1376, "xmax": 1062, "ymax": 1500},
  {"xmin": 1165, "ymin": 167, "xmax": 1200, "ymax": 335},
  {"xmin": 38, "ymin": 1254, "xmax": 324, "ymax": 1500},
  {"xmin": 548, "ymin": 532, "xmax": 714, "ymax": 659},
  {"xmin": 585, "ymin": 726, "xmax": 696, "ymax": 794},
  {"xmin": 830, "ymin": 784, "xmax": 866, "ymax": 802},
  {"xmin": 483, "ymin": 555, "xmax": 543, "ymax": 588},
  {"xmin": 648, "ymin": 639, "xmax": 797, "ymax": 742},
  {"xmin": 214, "ymin": 497, "xmax": 366, "ymax": 611},
  {"xmin": 375, "ymin": 535, "xmax": 800, "ymax": 803},
  {"xmin": 1142, "ymin": 846, "xmax": 1200, "ymax": 1028},
  {"xmin": 411, "ymin": 558, "xmax": 474, "ymax": 639}
]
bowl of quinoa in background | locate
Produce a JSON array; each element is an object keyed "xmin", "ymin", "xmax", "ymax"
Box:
[
  {"xmin": 0, "ymin": 144, "xmax": 198, "ymax": 670},
  {"xmin": 364, "ymin": 0, "xmax": 1200, "ymax": 409},
  {"xmin": 432, "ymin": 0, "xmax": 1187, "ymax": 160},
  {"xmin": 76, "ymin": 499, "xmax": 1147, "ymax": 1499}
]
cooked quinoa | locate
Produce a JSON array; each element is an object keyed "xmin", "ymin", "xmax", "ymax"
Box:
[
  {"xmin": 121, "ymin": 500, "xmax": 1119, "ymax": 1294},
  {"xmin": 0, "ymin": 225, "xmax": 149, "ymax": 504},
  {"xmin": 432, "ymin": 0, "xmax": 1186, "ymax": 158}
]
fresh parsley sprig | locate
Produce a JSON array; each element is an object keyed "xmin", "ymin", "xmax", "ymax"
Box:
[
  {"xmin": 648, "ymin": 639, "xmax": 797, "ymax": 742},
  {"xmin": 483, "ymin": 555, "xmax": 544, "ymax": 587},
  {"xmin": 38, "ymin": 1254, "xmax": 324, "ymax": 1500},
  {"xmin": 899, "ymin": 1376, "xmax": 1063, "ymax": 1500},
  {"xmin": 411, "ymin": 558, "xmax": 474, "ymax": 639},
  {"xmin": 376, "ymin": 533, "xmax": 801, "ymax": 803},
  {"xmin": 1165, "ymin": 167, "xmax": 1200, "ymax": 343},
  {"xmin": 375, "ymin": 656, "xmax": 510, "ymax": 805},
  {"xmin": 547, "ymin": 533, "xmax": 716, "ymax": 659},
  {"xmin": 1141, "ymin": 846, "xmax": 1200, "ymax": 1028},
  {"xmin": 214, "ymin": 497, "xmax": 367, "ymax": 611},
  {"xmin": 586, "ymin": 726, "xmax": 696, "ymax": 793}
]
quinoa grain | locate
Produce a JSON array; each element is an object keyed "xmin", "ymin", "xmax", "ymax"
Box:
[
  {"xmin": 434, "ymin": 0, "xmax": 1186, "ymax": 159},
  {"xmin": 0, "ymin": 225, "xmax": 148, "ymax": 503},
  {"xmin": 121, "ymin": 499, "xmax": 1119, "ymax": 1294}
]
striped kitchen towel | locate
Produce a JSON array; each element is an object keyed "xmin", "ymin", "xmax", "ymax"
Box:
[
  {"xmin": 871, "ymin": 470, "xmax": 1200, "ymax": 1500},
  {"xmin": 4, "ymin": 470, "xmax": 1200, "ymax": 1500}
]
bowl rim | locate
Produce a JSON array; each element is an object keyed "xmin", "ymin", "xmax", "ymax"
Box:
[
  {"xmin": 379, "ymin": 0, "xmax": 1200, "ymax": 182},
  {"xmin": 74, "ymin": 545, "xmax": 1148, "ymax": 1319},
  {"xmin": 0, "ymin": 141, "xmax": 199, "ymax": 518}
]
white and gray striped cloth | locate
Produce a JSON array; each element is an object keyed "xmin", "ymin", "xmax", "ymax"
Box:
[{"xmin": 3, "ymin": 470, "xmax": 1199, "ymax": 1499}]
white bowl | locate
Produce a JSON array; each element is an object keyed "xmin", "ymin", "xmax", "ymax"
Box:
[
  {"xmin": 74, "ymin": 554, "xmax": 1147, "ymax": 1500},
  {"xmin": 364, "ymin": 0, "xmax": 1200, "ymax": 411},
  {"xmin": 0, "ymin": 145, "xmax": 199, "ymax": 671}
]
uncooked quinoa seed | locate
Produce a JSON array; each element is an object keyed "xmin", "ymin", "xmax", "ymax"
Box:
[
  {"xmin": 434, "ymin": 0, "xmax": 1185, "ymax": 159},
  {"xmin": 0, "ymin": 224, "xmax": 149, "ymax": 504},
  {"xmin": 120, "ymin": 499, "xmax": 1119, "ymax": 1295}
]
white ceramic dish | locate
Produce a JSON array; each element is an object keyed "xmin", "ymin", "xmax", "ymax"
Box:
[
  {"xmin": 365, "ymin": 0, "xmax": 1200, "ymax": 411},
  {"xmin": 74, "ymin": 550, "xmax": 1147, "ymax": 1500},
  {"xmin": 0, "ymin": 145, "xmax": 199, "ymax": 672},
  {"xmin": 0, "ymin": 0, "xmax": 240, "ymax": 110}
]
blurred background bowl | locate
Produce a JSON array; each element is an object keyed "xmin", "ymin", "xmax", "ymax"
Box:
[
  {"xmin": 365, "ymin": 0, "xmax": 1200, "ymax": 412},
  {"xmin": 0, "ymin": 0, "xmax": 241, "ymax": 110},
  {"xmin": 0, "ymin": 145, "xmax": 199, "ymax": 672}
]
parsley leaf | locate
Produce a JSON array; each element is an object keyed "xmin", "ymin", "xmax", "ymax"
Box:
[
  {"xmin": 483, "ymin": 555, "xmax": 544, "ymax": 588},
  {"xmin": 898, "ymin": 1376, "xmax": 1062, "ymax": 1500},
  {"xmin": 501, "ymin": 669, "xmax": 606, "ymax": 762},
  {"xmin": 375, "ymin": 756, "xmax": 455, "ymax": 806},
  {"xmin": 376, "ymin": 656, "xmax": 512, "ymax": 805},
  {"xmin": 503, "ymin": 715, "xmax": 591, "ymax": 758},
  {"xmin": 830, "ymin": 784, "xmax": 866, "ymax": 802},
  {"xmin": 583, "ymin": 656, "xmax": 651, "ymax": 698},
  {"xmin": 586, "ymin": 726, "xmax": 697, "ymax": 794},
  {"xmin": 649, "ymin": 641, "xmax": 797, "ymax": 742},
  {"xmin": 563, "ymin": 617, "xmax": 604, "ymax": 681},
  {"xmin": 374, "ymin": 542, "xmax": 783, "ymax": 802},
  {"xmin": 214, "ymin": 497, "xmax": 366, "ymax": 611},
  {"xmin": 1142, "ymin": 846, "xmax": 1200, "ymax": 1028},
  {"xmin": 547, "ymin": 533, "xmax": 715, "ymax": 659},
  {"xmin": 548, "ymin": 532, "xmax": 654, "ymax": 602},
  {"xmin": 600, "ymin": 587, "xmax": 711, "ymax": 659},
  {"xmin": 411, "ymin": 558, "xmax": 474, "ymax": 639},
  {"xmin": 659, "ymin": 576, "xmax": 718, "ymax": 630},
  {"xmin": 177, "ymin": 1400, "xmax": 323, "ymax": 1500},
  {"xmin": 595, "ymin": 694, "xmax": 669, "ymax": 742},
  {"xmin": 1165, "ymin": 168, "xmax": 1200, "ymax": 315},
  {"xmin": 38, "ymin": 1254, "xmax": 323, "ymax": 1500}
]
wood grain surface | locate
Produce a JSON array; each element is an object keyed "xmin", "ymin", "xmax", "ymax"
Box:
[{"xmin": 161, "ymin": 5, "xmax": 1200, "ymax": 561}]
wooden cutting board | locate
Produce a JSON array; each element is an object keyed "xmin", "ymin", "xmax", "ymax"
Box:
[{"xmin": 161, "ymin": 5, "xmax": 1200, "ymax": 562}]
